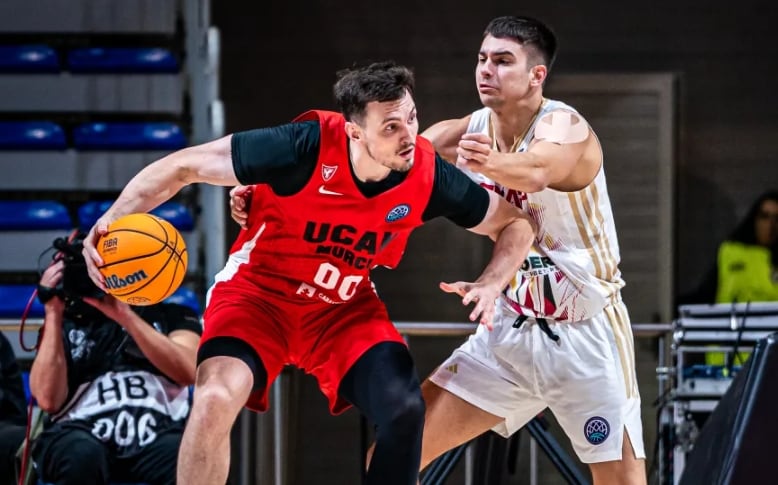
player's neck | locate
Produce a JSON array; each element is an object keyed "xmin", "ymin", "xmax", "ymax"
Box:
[
  {"xmin": 349, "ymin": 141, "xmax": 391, "ymax": 182},
  {"xmin": 489, "ymin": 94, "xmax": 545, "ymax": 153}
]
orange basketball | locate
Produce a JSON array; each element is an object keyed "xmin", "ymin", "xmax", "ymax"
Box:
[{"xmin": 96, "ymin": 213, "xmax": 188, "ymax": 305}]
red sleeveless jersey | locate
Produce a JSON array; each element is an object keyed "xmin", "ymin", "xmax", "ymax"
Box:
[{"xmin": 221, "ymin": 110, "xmax": 436, "ymax": 304}]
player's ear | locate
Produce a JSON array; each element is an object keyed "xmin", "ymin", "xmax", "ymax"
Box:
[
  {"xmin": 345, "ymin": 121, "xmax": 362, "ymax": 141},
  {"xmin": 530, "ymin": 65, "xmax": 547, "ymax": 86}
]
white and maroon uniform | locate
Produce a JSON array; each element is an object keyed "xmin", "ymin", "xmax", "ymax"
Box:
[{"xmin": 430, "ymin": 100, "xmax": 645, "ymax": 463}]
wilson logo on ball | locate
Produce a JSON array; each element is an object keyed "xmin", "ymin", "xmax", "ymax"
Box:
[{"xmin": 104, "ymin": 270, "xmax": 149, "ymax": 290}]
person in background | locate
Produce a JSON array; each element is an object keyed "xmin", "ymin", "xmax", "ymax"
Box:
[
  {"xmin": 0, "ymin": 331, "xmax": 27, "ymax": 485},
  {"xmin": 714, "ymin": 190, "xmax": 778, "ymax": 304},
  {"xmin": 683, "ymin": 190, "xmax": 778, "ymax": 305},
  {"xmin": 30, "ymin": 250, "xmax": 201, "ymax": 485},
  {"xmin": 682, "ymin": 190, "xmax": 778, "ymax": 367}
]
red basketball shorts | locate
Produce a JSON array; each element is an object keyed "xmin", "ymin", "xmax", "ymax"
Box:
[{"xmin": 200, "ymin": 281, "xmax": 406, "ymax": 413}]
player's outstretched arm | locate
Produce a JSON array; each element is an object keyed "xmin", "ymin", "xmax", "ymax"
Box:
[
  {"xmin": 456, "ymin": 110, "xmax": 591, "ymax": 193},
  {"xmin": 83, "ymin": 134, "xmax": 237, "ymax": 287},
  {"xmin": 421, "ymin": 116, "xmax": 471, "ymax": 164},
  {"xmin": 441, "ymin": 191, "xmax": 536, "ymax": 328}
]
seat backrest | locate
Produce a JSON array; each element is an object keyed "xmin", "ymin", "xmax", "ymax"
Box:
[
  {"xmin": 0, "ymin": 201, "xmax": 72, "ymax": 230},
  {"xmin": 73, "ymin": 122, "xmax": 186, "ymax": 150},
  {"xmin": 0, "ymin": 285, "xmax": 44, "ymax": 318},
  {"xmin": 164, "ymin": 287, "xmax": 202, "ymax": 315},
  {"xmin": 0, "ymin": 122, "xmax": 66, "ymax": 150},
  {"xmin": 0, "ymin": 45, "xmax": 60, "ymax": 73},
  {"xmin": 78, "ymin": 201, "xmax": 194, "ymax": 231},
  {"xmin": 68, "ymin": 47, "xmax": 179, "ymax": 73}
]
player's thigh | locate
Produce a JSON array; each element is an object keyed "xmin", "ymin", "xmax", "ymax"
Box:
[
  {"xmin": 420, "ymin": 379, "xmax": 503, "ymax": 469},
  {"xmin": 339, "ymin": 341, "xmax": 422, "ymax": 424},
  {"xmin": 427, "ymin": 305, "xmax": 543, "ymax": 439},
  {"xmin": 306, "ymin": 289, "xmax": 407, "ymax": 414},
  {"xmin": 200, "ymin": 287, "xmax": 287, "ymax": 411},
  {"xmin": 542, "ymin": 309, "xmax": 643, "ymax": 464},
  {"xmin": 588, "ymin": 431, "xmax": 647, "ymax": 485}
]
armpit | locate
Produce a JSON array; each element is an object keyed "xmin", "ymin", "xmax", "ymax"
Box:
[{"xmin": 534, "ymin": 110, "xmax": 589, "ymax": 144}]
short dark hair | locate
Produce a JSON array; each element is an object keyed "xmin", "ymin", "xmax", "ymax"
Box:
[
  {"xmin": 333, "ymin": 61, "xmax": 415, "ymax": 123},
  {"xmin": 484, "ymin": 16, "xmax": 558, "ymax": 70}
]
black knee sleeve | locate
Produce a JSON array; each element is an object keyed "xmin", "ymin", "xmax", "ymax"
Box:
[{"xmin": 197, "ymin": 336, "xmax": 268, "ymax": 392}]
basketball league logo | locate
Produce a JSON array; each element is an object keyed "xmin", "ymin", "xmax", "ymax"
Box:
[
  {"xmin": 322, "ymin": 165, "xmax": 337, "ymax": 181},
  {"xmin": 386, "ymin": 204, "xmax": 410, "ymax": 222},
  {"xmin": 583, "ymin": 416, "xmax": 610, "ymax": 445}
]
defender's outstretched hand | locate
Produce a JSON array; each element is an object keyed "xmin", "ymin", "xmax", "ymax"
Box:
[
  {"xmin": 229, "ymin": 185, "xmax": 253, "ymax": 229},
  {"xmin": 440, "ymin": 280, "xmax": 501, "ymax": 330},
  {"xmin": 455, "ymin": 132, "xmax": 493, "ymax": 171}
]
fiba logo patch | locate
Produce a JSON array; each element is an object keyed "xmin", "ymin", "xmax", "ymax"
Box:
[
  {"xmin": 102, "ymin": 237, "xmax": 119, "ymax": 255},
  {"xmin": 386, "ymin": 204, "xmax": 410, "ymax": 222},
  {"xmin": 584, "ymin": 416, "xmax": 610, "ymax": 445}
]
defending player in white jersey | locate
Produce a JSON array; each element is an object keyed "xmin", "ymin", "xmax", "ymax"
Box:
[{"xmin": 419, "ymin": 15, "xmax": 646, "ymax": 484}]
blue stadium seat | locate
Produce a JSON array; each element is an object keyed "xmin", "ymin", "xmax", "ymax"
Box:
[
  {"xmin": 0, "ymin": 284, "xmax": 44, "ymax": 318},
  {"xmin": 164, "ymin": 287, "xmax": 201, "ymax": 315},
  {"xmin": 68, "ymin": 47, "xmax": 179, "ymax": 73},
  {"xmin": 0, "ymin": 284, "xmax": 199, "ymax": 320},
  {"xmin": 0, "ymin": 201, "xmax": 72, "ymax": 273},
  {"xmin": 0, "ymin": 121, "xmax": 67, "ymax": 149},
  {"xmin": 0, "ymin": 200, "xmax": 71, "ymax": 230},
  {"xmin": 78, "ymin": 201, "xmax": 195, "ymax": 231},
  {"xmin": 149, "ymin": 203, "xmax": 195, "ymax": 231},
  {"xmin": 73, "ymin": 122, "xmax": 186, "ymax": 150},
  {"xmin": 21, "ymin": 371, "xmax": 32, "ymax": 403},
  {"xmin": 0, "ymin": 45, "xmax": 59, "ymax": 72}
]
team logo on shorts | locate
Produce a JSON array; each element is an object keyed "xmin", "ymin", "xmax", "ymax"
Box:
[
  {"xmin": 584, "ymin": 416, "xmax": 610, "ymax": 445},
  {"xmin": 386, "ymin": 204, "xmax": 410, "ymax": 222}
]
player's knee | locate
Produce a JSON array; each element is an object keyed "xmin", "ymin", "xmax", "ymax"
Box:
[
  {"xmin": 191, "ymin": 379, "xmax": 246, "ymax": 425},
  {"xmin": 383, "ymin": 389, "xmax": 425, "ymax": 437},
  {"xmin": 590, "ymin": 456, "xmax": 646, "ymax": 485}
]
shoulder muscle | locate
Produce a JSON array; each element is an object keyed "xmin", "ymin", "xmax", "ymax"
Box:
[{"xmin": 534, "ymin": 109, "xmax": 589, "ymax": 144}]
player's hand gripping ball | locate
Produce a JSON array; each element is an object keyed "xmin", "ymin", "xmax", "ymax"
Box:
[{"xmin": 96, "ymin": 213, "xmax": 188, "ymax": 305}]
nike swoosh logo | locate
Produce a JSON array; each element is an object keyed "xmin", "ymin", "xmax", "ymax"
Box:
[{"xmin": 318, "ymin": 185, "xmax": 343, "ymax": 196}]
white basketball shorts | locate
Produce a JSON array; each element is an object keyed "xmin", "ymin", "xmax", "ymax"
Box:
[{"xmin": 429, "ymin": 299, "xmax": 645, "ymax": 463}]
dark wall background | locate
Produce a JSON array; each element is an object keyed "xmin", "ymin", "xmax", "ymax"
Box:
[{"xmin": 213, "ymin": 1, "xmax": 778, "ymax": 483}]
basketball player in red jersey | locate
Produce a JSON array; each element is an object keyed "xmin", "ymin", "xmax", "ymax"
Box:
[{"xmin": 81, "ymin": 61, "xmax": 536, "ymax": 485}]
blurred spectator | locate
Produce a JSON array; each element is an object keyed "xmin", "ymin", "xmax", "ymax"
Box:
[
  {"xmin": 682, "ymin": 190, "xmax": 778, "ymax": 304},
  {"xmin": 680, "ymin": 190, "xmax": 778, "ymax": 368},
  {"xmin": 29, "ymin": 257, "xmax": 201, "ymax": 485},
  {"xmin": 0, "ymin": 331, "xmax": 27, "ymax": 485}
]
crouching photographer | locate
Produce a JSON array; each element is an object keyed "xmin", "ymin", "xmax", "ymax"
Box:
[{"xmin": 28, "ymin": 235, "xmax": 201, "ymax": 485}]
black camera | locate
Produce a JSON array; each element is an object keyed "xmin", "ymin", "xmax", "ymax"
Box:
[{"xmin": 52, "ymin": 234, "xmax": 105, "ymax": 300}]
